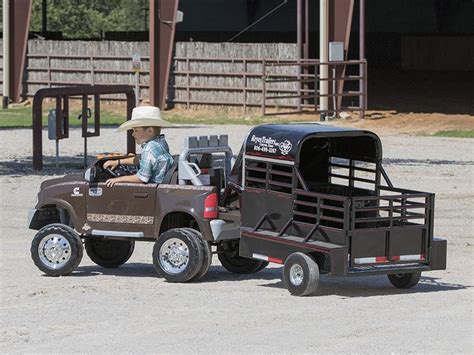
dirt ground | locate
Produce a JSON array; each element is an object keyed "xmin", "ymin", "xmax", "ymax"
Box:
[{"xmin": 0, "ymin": 117, "xmax": 473, "ymax": 353}]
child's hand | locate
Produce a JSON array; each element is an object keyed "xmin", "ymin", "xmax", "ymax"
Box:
[
  {"xmin": 103, "ymin": 160, "xmax": 119, "ymax": 170},
  {"xmin": 105, "ymin": 177, "xmax": 119, "ymax": 187}
]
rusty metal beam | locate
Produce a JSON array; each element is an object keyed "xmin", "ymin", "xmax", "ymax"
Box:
[
  {"xmin": 149, "ymin": 0, "xmax": 179, "ymax": 109},
  {"xmin": 11, "ymin": 0, "xmax": 32, "ymax": 102}
]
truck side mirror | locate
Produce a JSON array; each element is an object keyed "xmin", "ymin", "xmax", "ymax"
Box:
[{"xmin": 84, "ymin": 166, "xmax": 96, "ymax": 182}]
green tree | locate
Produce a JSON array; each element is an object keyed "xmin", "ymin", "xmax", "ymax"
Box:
[{"xmin": 29, "ymin": 0, "xmax": 149, "ymax": 39}]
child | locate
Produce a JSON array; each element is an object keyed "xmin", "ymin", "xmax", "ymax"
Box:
[{"xmin": 104, "ymin": 106, "xmax": 173, "ymax": 187}]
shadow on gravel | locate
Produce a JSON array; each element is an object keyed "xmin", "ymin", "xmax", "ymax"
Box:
[
  {"xmin": 71, "ymin": 264, "xmax": 468, "ymax": 297},
  {"xmin": 383, "ymin": 158, "xmax": 474, "ymax": 166},
  {"xmin": 260, "ymin": 274, "xmax": 469, "ymax": 297},
  {"xmin": 73, "ymin": 263, "xmax": 283, "ymax": 282},
  {"xmin": 73, "ymin": 263, "xmax": 157, "ymax": 278},
  {"xmin": 0, "ymin": 156, "xmax": 95, "ymax": 176}
]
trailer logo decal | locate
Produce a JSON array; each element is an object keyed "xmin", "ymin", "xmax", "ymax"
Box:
[
  {"xmin": 250, "ymin": 135, "xmax": 293, "ymax": 155},
  {"xmin": 279, "ymin": 140, "xmax": 292, "ymax": 155}
]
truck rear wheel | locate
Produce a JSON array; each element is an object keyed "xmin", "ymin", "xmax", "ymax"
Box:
[
  {"xmin": 84, "ymin": 238, "xmax": 135, "ymax": 268},
  {"xmin": 31, "ymin": 223, "xmax": 83, "ymax": 276},
  {"xmin": 218, "ymin": 250, "xmax": 266, "ymax": 274},
  {"xmin": 283, "ymin": 252, "xmax": 320, "ymax": 297},
  {"xmin": 181, "ymin": 228, "xmax": 212, "ymax": 281},
  {"xmin": 152, "ymin": 228, "xmax": 204, "ymax": 283},
  {"xmin": 388, "ymin": 272, "xmax": 421, "ymax": 289}
]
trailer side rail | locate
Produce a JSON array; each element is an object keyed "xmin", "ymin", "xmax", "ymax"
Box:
[{"xmin": 351, "ymin": 186, "xmax": 433, "ymax": 230}]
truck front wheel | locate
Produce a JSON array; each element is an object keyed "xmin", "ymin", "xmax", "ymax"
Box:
[
  {"xmin": 388, "ymin": 272, "xmax": 421, "ymax": 289},
  {"xmin": 31, "ymin": 223, "xmax": 83, "ymax": 276},
  {"xmin": 152, "ymin": 228, "xmax": 204, "ymax": 283},
  {"xmin": 84, "ymin": 238, "xmax": 135, "ymax": 268},
  {"xmin": 283, "ymin": 252, "xmax": 320, "ymax": 297}
]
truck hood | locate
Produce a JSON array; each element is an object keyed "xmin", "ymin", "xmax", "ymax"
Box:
[{"xmin": 40, "ymin": 173, "xmax": 84, "ymax": 190}]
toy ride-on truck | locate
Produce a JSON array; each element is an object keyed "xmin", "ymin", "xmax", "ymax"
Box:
[
  {"xmin": 218, "ymin": 124, "xmax": 447, "ymax": 296},
  {"xmin": 28, "ymin": 134, "xmax": 268, "ymax": 282}
]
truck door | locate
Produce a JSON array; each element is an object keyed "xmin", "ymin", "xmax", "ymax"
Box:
[{"xmin": 85, "ymin": 182, "xmax": 157, "ymax": 236}]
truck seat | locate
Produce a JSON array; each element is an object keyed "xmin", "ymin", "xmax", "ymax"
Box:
[{"xmin": 162, "ymin": 156, "xmax": 179, "ymax": 184}]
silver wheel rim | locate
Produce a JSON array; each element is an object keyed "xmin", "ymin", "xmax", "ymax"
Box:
[
  {"xmin": 38, "ymin": 234, "xmax": 72, "ymax": 269},
  {"xmin": 289, "ymin": 264, "xmax": 304, "ymax": 286},
  {"xmin": 159, "ymin": 238, "xmax": 190, "ymax": 275}
]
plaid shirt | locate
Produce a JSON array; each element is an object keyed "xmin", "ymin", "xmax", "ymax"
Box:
[{"xmin": 137, "ymin": 135, "xmax": 173, "ymax": 184}]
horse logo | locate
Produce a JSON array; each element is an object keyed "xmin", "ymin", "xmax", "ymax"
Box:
[{"xmin": 279, "ymin": 140, "xmax": 292, "ymax": 155}]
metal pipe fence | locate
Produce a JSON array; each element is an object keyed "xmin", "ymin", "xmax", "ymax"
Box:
[
  {"xmin": 262, "ymin": 59, "xmax": 367, "ymax": 117},
  {"xmin": 1, "ymin": 52, "xmax": 367, "ymax": 117}
]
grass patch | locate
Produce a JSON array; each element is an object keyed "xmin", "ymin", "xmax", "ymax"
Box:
[
  {"xmin": 164, "ymin": 112, "xmax": 271, "ymax": 125},
  {"xmin": 0, "ymin": 104, "xmax": 124, "ymax": 128},
  {"xmin": 0, "ymin": 103, "xmax": 321, "ymax": 128},
  {"xmin": 433, "ymin": 130, "xmax": 474, "ymax": 138}
]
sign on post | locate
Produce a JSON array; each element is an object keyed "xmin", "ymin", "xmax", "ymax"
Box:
[{"xmin": 132, "ymin": 54, "xmax": 141, "ymax": 73}]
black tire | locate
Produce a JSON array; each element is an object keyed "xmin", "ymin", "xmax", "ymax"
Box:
[
  {"xmin": 84, "ymin": 238, "xmax": 135, "ymax": 268},
  {"xmin": 283, "ymin": 252, "xmax": 320, "ymax": 297},
  {"xmin": 255, "ymin": 261, "xmax": 269, "ymax": 272},
  {"xmin": 218, "ymin": 248, "xmax": 266, "ymax": 274},
  {"xmin": 31, "ymin": 223, "xmax": 83, "ymax": 276},
  {"xmin": 182, "ymin": 228, "xmax": 212, "ymax": 281},
  {"xmin": 388, "ymin": 272, "xmax": 421, "ymax": 289},
  {"xmin": 152, "ymin": 228, "xmax": 204, "ymax": 283}
]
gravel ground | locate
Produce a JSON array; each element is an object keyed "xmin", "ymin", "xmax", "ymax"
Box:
[{"xmin": 0, "ymin": 125, "xmax": 473, "ymax": 353}]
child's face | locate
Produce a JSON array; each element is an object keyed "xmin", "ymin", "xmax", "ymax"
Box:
[{"xmin": 132, "ymin": 127, "xmax": 155, "ymax": 145}]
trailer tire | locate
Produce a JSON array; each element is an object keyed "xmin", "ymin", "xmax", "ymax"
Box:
[
  {"xmin": 152, "ymin": 228, "xmax": 204, "ymax": 283},
  {"xmin": 84, "ymin": 238, "xmax": 135, "ymax": 268},
  {"xmin": 388, "ymin": 272, "xmax": 421, "ymax": 289},
  {"xmin": 283, "ymin": 252, "xmax": 320, "ymax": 297},
  {"xmin": 181, "ymin": 228, "xmax": 212, "ymax": 281},
  {"xmin": 31, "ymin": 223, "xmax": 83, "ymax": 276}
]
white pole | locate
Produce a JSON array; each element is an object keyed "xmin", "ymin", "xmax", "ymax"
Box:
[
  {"xmin": 2, "ymin": 0, "xmax": 10, "ymax": 108},
  {"xmin": 319, "ymin": 0, "xmax": 329, "ymax": 120}
]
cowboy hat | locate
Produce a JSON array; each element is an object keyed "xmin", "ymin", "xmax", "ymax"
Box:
[{"xmin": 116, "ymin": 106, "xmax": 173, "ymax": 132}]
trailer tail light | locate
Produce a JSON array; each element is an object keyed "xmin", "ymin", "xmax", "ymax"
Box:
[
  {"xmin": 252, "ymin": 253, "xmax": 283, "ymax": 264},
  {"xmin": 355, "ymin": 256, "xmax": 388, "ymax": 264},
  {"xmin": 203, "ymin": 193, "xmax": 218, "ymax": 219},
  {"xmin": 391, "ymin": 254, "xmax": 425, "ymax": 262},
  {"xmin": 355, "ymin": 254, "xmax": 425, "ymax": 264}
]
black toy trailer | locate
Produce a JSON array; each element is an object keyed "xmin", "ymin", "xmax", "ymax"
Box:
[{"xmin": 231, "ymin": 124, "xmax": 446, "ymax": 296}]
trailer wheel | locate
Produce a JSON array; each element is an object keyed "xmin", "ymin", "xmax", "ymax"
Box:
[
  {"xmin": 283, "ymin": 252, "xmax": 320, "ymax": 297},
  {"xmin": 152, "ymin": 228, "xmax": 204, "ymax": 283},
  {"xmin": 84, "ymin": 238, "xmax": 135, "ymax": 268},
  {"xmin": 31, "ymin": 223, "xmax": 83, "ymax": 276},
  {"xmin": 181, "ymin": 228, "xmax": 212, "ymax": 281},
  {"xmin": 388, "ymin": 272, "xmax": 421, "ymax": 289}
]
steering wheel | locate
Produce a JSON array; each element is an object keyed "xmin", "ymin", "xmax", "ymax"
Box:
[
  {"xmin": 105, "ymin": 167, "xmax": 119, "ymax": 177},
  {"xmin": 105, "ymin": 163, "xmax": 134, "ymax": 178}
]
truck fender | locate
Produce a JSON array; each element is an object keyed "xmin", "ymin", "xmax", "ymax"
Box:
[
  {"xmin": 31, "ymin": 199, "xmax": 78, "ymax": 230},
  {"xmin": 156, "ymin": 208, "xmax": 211, "ymax": 239}
]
